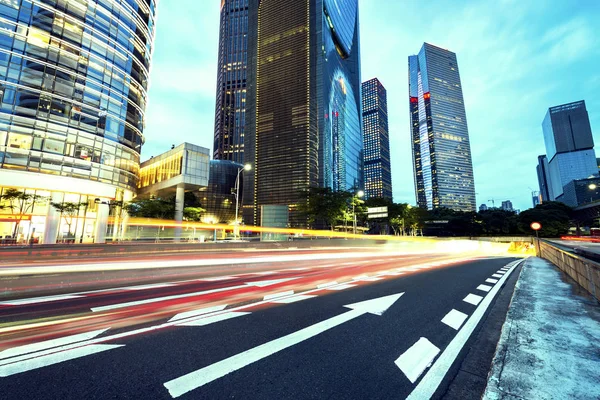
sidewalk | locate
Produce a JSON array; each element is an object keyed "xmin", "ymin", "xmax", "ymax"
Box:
[{"xmin": 484, "ymin": 257, "xmax": 600, "ymax": 399}]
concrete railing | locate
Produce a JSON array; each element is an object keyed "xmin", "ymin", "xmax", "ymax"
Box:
[{"xmin": 537, "ymin": 239, "xmax": 600, "ymax": 303}]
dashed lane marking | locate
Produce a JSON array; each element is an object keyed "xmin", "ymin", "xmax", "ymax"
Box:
[
  {"xmin": 485, "ymin": 278, "xmax": 499, "ymax": 284},
  {"xmin": 463, "ymin": 293, "xmax": 483, "ymax": 306},
  {"xmin": 476, "ymin": 284, "xmax": 492, "ymax": 293},
  {"xmin": 395, "ymin": 337, "xmax": 440, "ymax": 384},
  {"xmin": 441, "ymin": 309, "xmax": 468, "ymax": 330}
]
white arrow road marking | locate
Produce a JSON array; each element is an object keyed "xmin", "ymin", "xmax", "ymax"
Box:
[
  {"xmin": 0, "ymin": 329, "xmax": 110, "ymax": 360},
  {"xmin": 0, "ymin": 344, "xmax": 123, "ymax": 377},
  {"xmin": 0, "ymin": 294, "xmax": 85, "ymax": 306},
  {"xmin": 91, "ymin": 278, "xmax": 300, "ymax": 312},
  {"xmin": 176, "ymin": 312, "xmax": 251, "ymax": 327},
  {"xmin": 476, "ymin": 284, "xmax": 492, "ymax": 293},
  {"xmin": 168, "ymin": 305, "xmax": 228, "ymax": 322},
  {"xmin": 441, "ymin": 309, "xmax": 468, "ymax": 330},
  {"xmin": 463, "ymin": 294, "xmax": 483, "ymax": 306},
  {"xmin": 163, "ymin": 292, "xmax": 404, "ymax": 398},
  {"xmin": 406, "ymin": 260, "xmax": 523, "ymax": 399},
  {"xmin": 395, "ymin": 337, "xmax": 440, "ymax": 384},
  {"xmin": 0, "ymin": 328, "xmax": 121, "ymax": 377}
]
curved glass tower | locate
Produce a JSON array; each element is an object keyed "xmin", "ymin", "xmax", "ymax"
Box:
[
  {"xmin": 244, "ymin": 0, "xmax": 362, "ymax": 227},
  {"xmin": 0, "ymin": 0, "xmax": 157, "ymax": 244}
]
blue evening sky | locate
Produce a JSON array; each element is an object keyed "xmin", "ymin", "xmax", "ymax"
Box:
[{"xmin": 142, "ymin": 0, "xmax": 600, "ymax": 212}]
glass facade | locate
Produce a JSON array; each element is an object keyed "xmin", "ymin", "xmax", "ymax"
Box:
[
  {"xmin": 0, "ymin": 0, "xmax": 156, "ymax": 191},
  {"xmin": 408, "ymin": 43, "xmax": 476, "ymax": 212},
  {"xmin": 244, "ymin": 0, "xmax": 362, "ymax": 227},
  {"xmin": 362, "ymin": 77, "xmax": 391, "ymax": 200},
  {"xmin": 213, "ymin": 0, "xmax": 248, "ymax": 164},
  {"xmin": 201, "ymin": 160, "xmax": 242, "ymax": 224},
  {"xmin": 542, "ymin": 100, "xmax": 594, "ymax": 161}
]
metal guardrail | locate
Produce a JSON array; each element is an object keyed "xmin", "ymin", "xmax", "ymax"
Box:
[{"xmin": 537, "ymin": 239, "xmax": 600, "ymax": 303}]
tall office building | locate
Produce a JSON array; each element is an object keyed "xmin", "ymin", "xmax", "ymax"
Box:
[
  {"xmin": 536, "ymin": 155, "xmax": 550, "ymax": 201},
  {"xmin": 0, "ymin": 1, "xmax": 157, "ymax": 244},
  {"xmin": 213, "ymin": 0, "xmax": 249, "ymax": 164},
  {"xmin": 540, "ymin": 101, "xmax": 597, "ymax": 201},
  {"xmin": 244, "ymin": 0, "xmax": 362, "ymax": 227},
  {"xmin": 409, "ymin": 43, "xmax": 476, "ymax": 212},
  {"xmin": 501, "ymin": 200, "xmax": 513, "ymax": 211},
  {"xmin": 362, "ymin": 78, "xmax": 392, "ymax": 201}
]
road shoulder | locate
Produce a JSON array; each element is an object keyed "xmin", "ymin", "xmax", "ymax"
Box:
[{"xmin": 483, "ymin": 257, "xmax": 600, "ymax": 400}]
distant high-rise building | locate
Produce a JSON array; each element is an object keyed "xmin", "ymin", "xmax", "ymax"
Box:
[
  {"xmin": 541, "ymin": 101, "xmax": 597, "ymax": 200},
  {"xmin": 501, "ymin": 200, "xmax": 514, "ymax": 211},
  {"xmin": 532, "ymin": 195, "xmax": 541, "ymax": 207},
  {"xmin": 213, "ymin": 0, "xmax": 249, "ymax": 164},
  {"xmin": 409, "ymin": 43, "xmax": 476, "ymax": 212},
  {"xmin": 362, "ymin": 78, "xmax": 392, "ymax": 200},
  {"xmin": 479, "ymin": 204, "xmax": 488, "ymax": 212},
  {"xmin": 536, "ymin": 155, "xmax": 551, "ymax": 202},
  {"xmin": 244, "ymin": 0, "xmax": 363, "ymax": 227}
]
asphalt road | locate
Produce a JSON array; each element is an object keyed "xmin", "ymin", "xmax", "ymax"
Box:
[{"xmin": 0, "ymin": 251, "xmax": 520, "ymax": 399}]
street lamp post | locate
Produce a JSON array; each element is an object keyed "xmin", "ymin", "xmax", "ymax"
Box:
[
  {"xmin": 353, "ymin": 190, "xmax": 364, "ymax": 235},
  {"xmin": 234, "ymin": 164, "xmax": 251, "ymax": 239}
]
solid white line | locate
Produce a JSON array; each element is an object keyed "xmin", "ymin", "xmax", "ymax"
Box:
[
  {"xmin": 463, "ymin": 294, "xmax": 483, "ymax": 306},
  {"xmin": 176, "ymin": 312, "xmax": 251, "ymax": 327},
  {"xmin": 492, "ymin": 274, "xmax": 503, "ymax": 278},
  {"xmin": 441, "ymin": 309, "xmax": 468, "ymax": 330},
  {"xmin": 263, "ymin": 291, "xmax": 294, "ymax": 301},
  {"xmin": 0, "ymin": 328, "xmax": 109, "ymax": 361},
  {"xmin": 317, "ymin": 282, "xmax": 338, "ymax": 289},
  {"xmin": 395, "ymin": 337, "xmax": 440, "ymax": 383},
  {"xmin": 326, "ymin": 284, "xmax": 357, "ymax": 291},
  {"xmin": 270, "ymin": 295, "xmax": 316, "ymax": 304},
  {"xmin": 122, "ymin": 283, "xmax": 176, "ymax": 290},
  {"xmin": 90, "ymin": 284, "xmax": 248, "ymax": 312},
  {"xmin": 0, "ymin": 294, "xmax": 84, "ymax": 306},
  {"xmin": 406, "ymin": 260, "xmax": 522, "ymax": 399},
  {"xmin": 164, "ymin": 293, "xmax": 404, "ymax": 398},
  {"xmin": 476, "ymin": 284, "xmax": 492, "ymax": 293},
  {"xmin": 168, "ymin": 305, "xmax": 228, "ymax": 322},
  {"xmin": 199, "ymin": 276, "xmax": 237, "ymax": 281},
  {"xmin": 485, "ymin": 278, "xmax": 499, "ymax": 284},
  {"xmin": 0, "ymin": 344, "xmax": 123, "ymax": 377}
]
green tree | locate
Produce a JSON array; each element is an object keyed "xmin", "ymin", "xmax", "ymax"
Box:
[
  {"xmin": 51, "ymin": 202, "xmax": 85, "ymax": 240},
  {"xmin": 124, "ymin": 198, "xmax": 175, "ymax": 219},
  {"xmin": 1, "ymin": 188, "xmax": 46, "ymax": 237},
  {"xmin": 479, "ymin": 209, "xmax": 519, "ymax": 235},
  {"xmin": 518, "ymin": 201, "xmax": 572, "ymax": 237},
  {"xmin": 297, "ymin": 187, "xmax": 353, "ymax": 230},
  {"xmin": 183, "ymin": 207, "xmax": 205, "ymax": 222}
]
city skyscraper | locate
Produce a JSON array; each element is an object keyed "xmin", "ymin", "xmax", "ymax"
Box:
[
  {"xmin": 408, "ymin": 43, "xmax": 476, "ymax": 212},
  {"xmin": 244, "ymin": 0, "xmax": 362, "ymax": 227},
  {"xmin": 362, "ymin": 78, "xmax": 392, "ymax": 201},
  {"xmin": 540, "ymin": 101, "xmax": 597, "ymax": 201},
  {"xmin": 213, "ymin": 0, "xmax": 249, "ymax": 164},
  {"xmin": 0, "ymin": 1, "xmax": 157, "ymax": 244},
  {"xmin": 536, "ymin": 155, "xmax": 551, "ymax": 201}
]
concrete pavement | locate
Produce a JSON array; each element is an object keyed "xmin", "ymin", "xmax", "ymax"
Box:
[{"xmin": 484, "ymin": 257, "xmax": 600, "ymax": 400}]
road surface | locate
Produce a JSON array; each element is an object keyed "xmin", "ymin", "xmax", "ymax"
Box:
[{"xmin": 0, "ymin": 249, "xmax": 520, "ymax": 399}]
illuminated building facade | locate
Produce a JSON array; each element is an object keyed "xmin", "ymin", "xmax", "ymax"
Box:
[
  {"xmin": 244, "ymin": 0, "xmax": 362, "ymax": 227},
  {"xmin": 362, "ymin": 78, "xmax": 391, "ymax": 200},
  {"xmin": 0, "ymin": 0, "xmax": 157, "ymax": 243},
  {"xmin": 409, "ymin": 43, "xmax": 476, "ymax": 212},
  {"xmin": 213, "ymin": 0, "xmax": 248, "ymax": 164}
]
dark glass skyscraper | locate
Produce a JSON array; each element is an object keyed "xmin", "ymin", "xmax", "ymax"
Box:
[
  {"xmin": 362, "ymin": 78, "xmax": 391, "ymax": 200},
  {"xmin": 540, "ymin": 100, "xmax": 597, "ymax": 201},
  {"xmin": 409, "ymin": 43, "xmax": 476, "ymax": 212},
  {"xmin": 244, "ymin": 0, "xmax": 362, "ymax": 227},
  {"xmin": 213, "ymin": 0, "xmax": 249, "ymax": 164}
]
